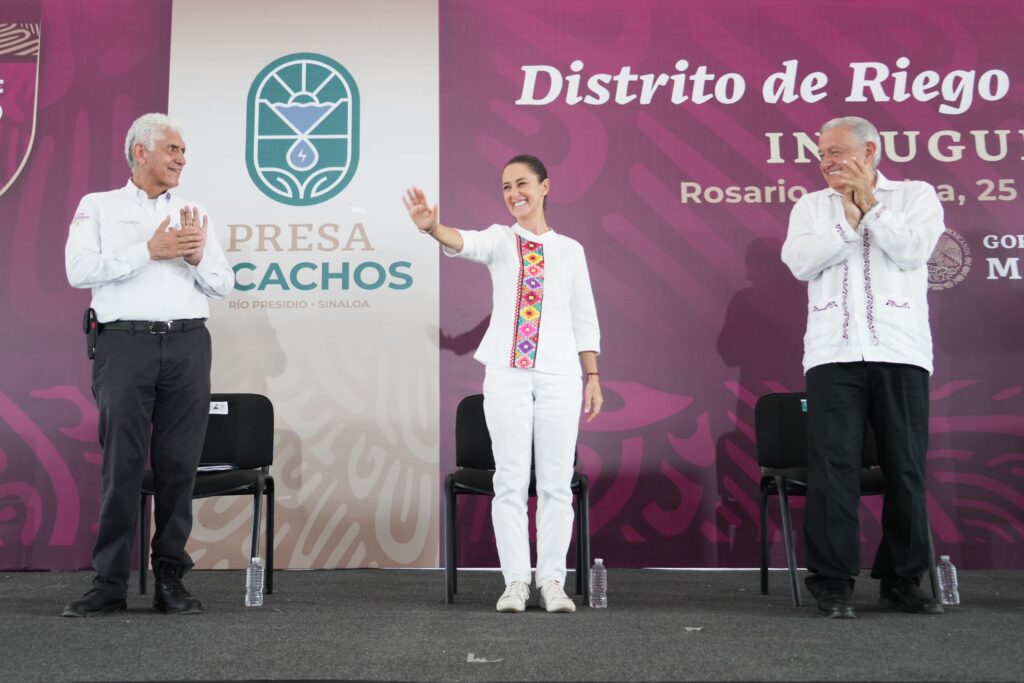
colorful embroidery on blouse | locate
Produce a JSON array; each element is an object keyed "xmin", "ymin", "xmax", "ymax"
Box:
[{"xmin": 510, "ymin": 236, "xmax": 545, "ymax": 369}]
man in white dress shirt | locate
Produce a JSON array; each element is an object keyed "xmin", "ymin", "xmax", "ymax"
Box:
[
  {"xmin": 782, "ymin": 116, "xmax": 946, "ymax": 619},
  {"xmin": 62, "ymin": 113, "xmax": 233, "ymax": 617}
]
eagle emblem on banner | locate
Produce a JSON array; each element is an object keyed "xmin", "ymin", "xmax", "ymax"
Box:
[
  {"xmin": 0, "ymin": 21, "xmax": 41, "ymax": 198},
  {"xmin": 246, "ymin": 52, "xmax": 360, "ymax": 206}
]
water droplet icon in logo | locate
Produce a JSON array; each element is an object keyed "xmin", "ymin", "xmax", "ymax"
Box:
[
  {"xmin": 287, "ymin": 139, "xmax": 318, "ymax": 171},
  {"xmin": 273, "ymin": 101, "xmax": 332, "ymax": 172}
]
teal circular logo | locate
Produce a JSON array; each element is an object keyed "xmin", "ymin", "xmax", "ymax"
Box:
[{"xmin": 246, "ymin": 53, "xmax": 360, "ymax": 206}]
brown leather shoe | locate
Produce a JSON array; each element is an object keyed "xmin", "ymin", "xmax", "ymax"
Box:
[
  {"xmin": 153, "ymin": 565, "xmax": 204, "ymax": 615},
  {"xmin": 61, "ymin": 589, "xmax": 127, "ymax": 617},
  {"xmin": 880, "ymin": 577, "xmax": 944, "ymax": 614}
]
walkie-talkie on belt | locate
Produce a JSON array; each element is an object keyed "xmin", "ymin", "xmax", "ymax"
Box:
[{"xmin": 83, "ymin": 308, "xmax": 98, "ymax": 360}]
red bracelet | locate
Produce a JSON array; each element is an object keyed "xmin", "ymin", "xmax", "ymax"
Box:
[{"xmin": 587, "ymin": 372, "xmax": 600, "ymax": 377}]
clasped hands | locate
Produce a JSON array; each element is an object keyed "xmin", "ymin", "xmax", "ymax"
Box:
[
  {"xmin": 835, "ymin": 157, "xmax": 877, "ymax": 230},
  {"xmin": 148, "ymin": 206, "xmax": 207, "ymax": 265}
]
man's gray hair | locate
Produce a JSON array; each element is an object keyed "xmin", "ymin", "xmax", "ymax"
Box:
[
  {"xmin": 124, "ymin": 113, "xmax": 183, "ymax": 170},
  {"xmin": 820, "ymin": 116, "xmax": 882, "ymax": 169}
]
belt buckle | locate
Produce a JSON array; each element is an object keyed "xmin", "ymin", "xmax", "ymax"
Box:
[{"xmin": 148, "ymin": 321, "xmax": 171, "ymax": 334}]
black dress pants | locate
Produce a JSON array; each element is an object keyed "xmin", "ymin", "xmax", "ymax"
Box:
[
  {"xmin": 804, "ymin": 361, "xmax": 931, "ymax": 595},
  {"xmin": 90, "ymin": 325, "xmax": 211, "ymax": 598}
]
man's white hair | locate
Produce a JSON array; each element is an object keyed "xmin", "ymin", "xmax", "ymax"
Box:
[
  {"xmin": 820, "ymin": 116, "xmax": 882, "ymax": 169},
  {"xmin": 125, "ymin": 113, "xmax": 183, "ymax": 170}
]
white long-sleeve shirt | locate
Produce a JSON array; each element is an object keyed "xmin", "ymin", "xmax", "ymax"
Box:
[
  {"xmin": 65, "ymin": 180, "xmax": 234, "ymax": 322},
  {"xmin": 781, "ymin": 171, "xmax": 946, "ymax": 374},
  {"xmin": 445, "ymin": 223, "xmax": 600, "ymax": 376}
]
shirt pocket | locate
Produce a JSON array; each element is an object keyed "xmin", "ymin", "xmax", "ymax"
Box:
[
  {"xmin": 805, "ymin": 298, "xmax": 843, "ymax": 347},
  {"xmin": 874, "ymin": 269, "xmax": 920, "ymax": 346},
  {"xmin": 877, "ymin": 295, "xmax": 919, "ymax": 346},
  {"xmin": 101, "ymin": 218, "xmax": 150, "ymax": 253}
]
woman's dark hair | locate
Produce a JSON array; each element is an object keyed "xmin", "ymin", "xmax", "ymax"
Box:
[{"xmin": 504, "ymin": 154, "xmax": 549, "ymax": 207}]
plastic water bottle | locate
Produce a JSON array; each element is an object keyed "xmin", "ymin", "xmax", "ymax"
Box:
[
  {"xmin": 589, "ymin": 558, "xmax": 607, "ymax": 608},
  {"xmin": 245, "ymin": 556, "xmax": 264, "ymax": 607},
  {"xmin": 937, "ymin": 555, "xmax": 960, "ymax": 605}
]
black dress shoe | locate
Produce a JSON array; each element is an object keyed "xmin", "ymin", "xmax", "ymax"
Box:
[
  {"xmin": 880, "ymin": 577, "xmax": 944, "ymax": 614},
  {"xmin": 61, "ymin": 589, "xmax": 127, "ymax": 617},
  {"xmin": 816, "ymin": 589, "xmax": 856, "ymax": 619},
  {"xmin": 153, "ymin": 566, "xmax": 204, "ymax": 615}
]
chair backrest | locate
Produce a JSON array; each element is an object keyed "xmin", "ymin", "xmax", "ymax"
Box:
[
  {"xmin": 199, "ymin": 393, "xmax": 274, "ymax": 470},
  {"xmin": 455, "ymin": 394, "xmax": 496, "ymax": 470},
  {"xmin": 453, "ymin": 393, "xmax": 579, "ymax": 471},
  {"xmin": 754, "ymin": 392, "xmax": 878, "ymax": 469}
]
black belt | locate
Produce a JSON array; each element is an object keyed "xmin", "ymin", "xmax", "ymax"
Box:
[{"xmin": 99, "ymin": 319, "xmax": 206, "ymax": 334}]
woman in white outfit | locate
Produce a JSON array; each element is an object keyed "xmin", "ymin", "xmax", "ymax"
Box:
[{"xmin": 404, "ymin": 155, "xmax": 602, "ymax": 613}]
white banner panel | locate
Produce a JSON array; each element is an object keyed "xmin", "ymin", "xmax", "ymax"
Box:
[{"xmin": 168, "ymin": 0, "xmax": 439, "ymax": 568}]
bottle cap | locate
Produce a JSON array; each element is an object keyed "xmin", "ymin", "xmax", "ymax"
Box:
[
  {"xmin": 596, "ymin": 558, "xmax": 603, "ymax": 563},
  {"xmin": 940, "ymin": 555, "xmax": 950, "ymax": 561}
]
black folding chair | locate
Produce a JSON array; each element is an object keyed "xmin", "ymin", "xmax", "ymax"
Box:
[
  {"xmin": 444, "ymin": 394, "xmax": 591, "ymax": 604},
  {"xmin": 755, "ymin": 391, "xmax": 939, "ymax": 606},
  {"xmin": 138, "ymin": 393, "xmax": 275, "ymax": 595}
]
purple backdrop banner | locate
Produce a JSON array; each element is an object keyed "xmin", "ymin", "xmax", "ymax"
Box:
[
  {"xmin": 2, "ymin": 0, "xmax": 1022, "ymax": 572},
  {"xmin": 0, "ymin": 0, "xmax": 171, "ymax": 569},
  {"xmin": 439, "ymin": 0, "xmax": 1024, "ymax": 569}
]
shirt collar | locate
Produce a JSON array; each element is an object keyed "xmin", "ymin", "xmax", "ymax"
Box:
[
  {"xmin": 829, "ymin": 169, "xmax": 896, "ymax": 197},
  {"xmin": 873, "ymin": 170, "xmax": 898, "ymax": 192},
  {"xmin": 511, "ymin": 223, "xmax": 556, "ymax": 242},
  {"xmin": 124, "ymin": 178, "xmax": 173, "ymax": 203}
]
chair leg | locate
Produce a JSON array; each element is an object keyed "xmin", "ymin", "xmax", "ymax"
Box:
[
  {"xmin": 444, "ymin": 481, "xmax": 456, "ymax": 604},
  {"xmin": 138, "ymin": 493, "xmax": 150, "ymax": 595},
  {"xmin": 580, "ymin": 482, "xmax": 591, "ymax": 606},
  {"xmin": 250, "ymin": 478, "xmax": 264, "ymax": 562},
  {"xmin": 926, "ymin": 519, "xmax": 939, "ymax": 600},
  {"xmin": 574, "ymin": 491, "xmax": 583, "ymax": 596},
  {"xmin": 266, "ymin": 482, "xmax": 275, "ymax": 595},
  {"xmin": 760, "ymin": 489, "xmax": 769, "ymax": 596},
  {"xmin": 775, "ymin": 476, "xmax": 801, "ymax": 607}
]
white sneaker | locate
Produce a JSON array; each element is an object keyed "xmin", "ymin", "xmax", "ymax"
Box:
[
  {"xmin": 496, "ymin": 581, "xmax": 530, "ymax": 613},
  {"xmin": 539, "ymin": 580, "xmax": 576, "ymax": 613}
]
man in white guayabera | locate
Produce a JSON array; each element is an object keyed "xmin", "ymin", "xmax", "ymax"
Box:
[
  {"xmin": 62, "ymin": 113, "xmax": 233, "ymax": 617},
  {"xmin": 781, "ymin": 116, "xmax": 946, "ymax": 619}
]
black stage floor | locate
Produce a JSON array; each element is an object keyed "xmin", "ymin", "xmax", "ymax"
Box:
[{"xmin": 2, "ymin": 568, "xmax": 1021, "ymax": 682}]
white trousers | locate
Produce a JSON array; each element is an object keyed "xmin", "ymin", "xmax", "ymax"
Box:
[{"xmin": 483, "ymin": 365, "xmax": 581, "ymax": 588}]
